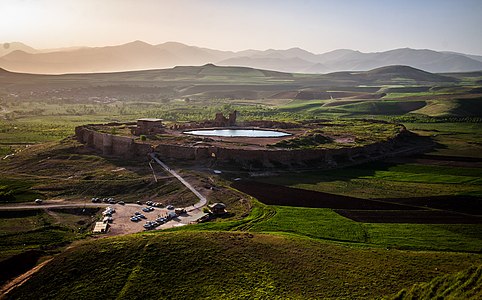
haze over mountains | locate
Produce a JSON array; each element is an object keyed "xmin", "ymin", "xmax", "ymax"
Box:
[{"xmin": 1, "ymin": 41, "xmax": 482, "ymax": 75}]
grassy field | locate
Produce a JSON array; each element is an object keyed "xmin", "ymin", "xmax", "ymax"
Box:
[
  {"xmin": 404, "ymin": 122, "xmax": 482, "ymax": 158},
  {"xmin": 249, "ymin": 206, "xmax": 482, "ymax": 252},
  {"xmin": 6, "ymin": 231, "xmax": 482, "ymax": 300},
  {"xmin": 0, "ymin": 207, "xmax": 99, "ymax": 286},
  {"xmin": 0, "ymin": 138, "xmax": 200, "ymax": 206},
  {"xmin": 0, "ymin": 208, "xmax": 98, "ymax": 259},
  {"xmin": 391, "ymin": 265, "xmax": 482, "ymax": 299},
  {"xmin": 256, "ymin": 161, "xmax": 482, "ymax": 199}
]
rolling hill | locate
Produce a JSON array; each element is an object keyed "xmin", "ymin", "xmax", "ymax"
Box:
[
  {"xmin": 392, "ymin": 265, "xmax": 482, "ymax": 299},
  {"xmin": 0, "ymin": 64, "xmax": 460, "ymax": 102},
  {"xmin": 1, "ymin": 41, "xmax": 482, "ymax": 74},
  {"xmin": 2, "ymin": 63, "xmax": 477, "ymax": 118},
  {"xmin": 5, "ymin": 231, "xmax": 481, "ymax": 299}
]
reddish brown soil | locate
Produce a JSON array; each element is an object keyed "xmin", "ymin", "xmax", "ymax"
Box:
[
  {"xmin": 335, "ymin": 210, "xmax": 482, "ymax": 224},
  {"xmin": 232, "ymin": 181, "xmax": 482, "ymax": 224},
  {"xmin": 232, "ymin": 181, "xmax": 417, "ymax": 210},
  {"xmin": 414, "ymin": 154, "xmax": 482, "ymax": 163},
  {"xmin": 379, "ymin": 196, "xmax": 482, "ymax": 215},
  {"xmin": 387, "ymin": 155, "xmax": 482, "ymax": 168}
]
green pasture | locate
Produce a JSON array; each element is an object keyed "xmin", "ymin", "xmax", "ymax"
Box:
[
  {"xmin": 257, "ymin": 162, "xmax": 482, "ymax": 198},
  {"xmin": 250, "ymin": 206, "xmax": 482, "ymax": 252},
  {"xmin": 6, "ymin": 231, "xmax": 482, "ymax": 299}
]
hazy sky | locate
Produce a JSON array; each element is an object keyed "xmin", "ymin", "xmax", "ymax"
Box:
[{"xmin": 1, "ymin": 0, "xmax": 482, "ymax": 54}]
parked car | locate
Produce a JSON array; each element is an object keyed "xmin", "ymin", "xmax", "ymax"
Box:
[
  {"xmin": 138, "ymin": 214, "xmax": 146, "ymax": 219},
  {"xmin": 136, "ymin": 201, "xmax": 142, "ymax": 205},
  {"xmin": 166, "ymin": 205, "xmax": 174, "ymax": 210},
  {"xmin": 146, "ymin": 201, "xmax": 154, "ymax": 206},
  {"xmin": 103, "ymin": 216, "xmax": 113, "ymax": 223},
  {"xmin": 134, "ymin": 211, "xmax": 141, "ymax": 215},
  {"xmin": 130, "ymin": 216, "xmax": 140, "ymax": 222},
  {"xmin": 91, "ymin": 197, "xmax": 100, "ymax": 203},
  {"xmin": 34, "ymin": 199, "xmax": 43, "ymax": 204},
  {"xmin": 175, "ymin": 208, "xmax": 186, "ymax": 215},
  {"xmin": 117, "ymin": 201, "xmax": 125, "ymax": 205}
]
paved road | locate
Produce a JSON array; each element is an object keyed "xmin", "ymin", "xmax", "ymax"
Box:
[
  {"xmin": 0, "ymin": 202, "xmax": 115, "ymax": 211},
  {"xmin": 149, "ymin": 153, "xmax": 207, "ymax": 211}
]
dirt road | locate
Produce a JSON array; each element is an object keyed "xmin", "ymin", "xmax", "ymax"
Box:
[
  {"xmin": 150, "ymin": 153, "xmax": 207, "ymax": 210},
  {"xmin": 0, "ymin": 258, "xmax": 53, "ymax": 299}
]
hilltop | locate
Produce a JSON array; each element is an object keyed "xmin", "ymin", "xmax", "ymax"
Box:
[
  {"xmin": 325, "ymin": 65, "xmax": 457, "ymax": 84},
  {"xmin": 0, "ymin": 64, "xmax": 458, "ymax": 86}
]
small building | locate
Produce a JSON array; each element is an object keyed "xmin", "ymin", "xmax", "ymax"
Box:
[
  {"xmin": 208, "ymin": 203, "xmax": 227, "ymax": 215},
  {"xmin": 135, "ymin": 118, "xmax": 164, "ymax": 135},
  {"xmin": 192, "ymin": 213, "xmax": 210, "ymax": 223},
  {"xmin": 93, "ymin": 222, "xmax": 109, "ymax": 233},
  {"xmin": 167, "ymin": 211, "xmax": 178, "ymax": 220}
]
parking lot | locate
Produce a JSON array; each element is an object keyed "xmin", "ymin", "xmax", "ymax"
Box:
[{"xmin": 104, "ymin": 203, "xmax": 207, "ymax": 236}]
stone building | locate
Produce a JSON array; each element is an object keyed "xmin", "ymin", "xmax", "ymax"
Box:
[
  {"xmin": 213, "ymin": 111, "xmax": 237, "ymax": 127},
  {"xmin": 134, "ymin": 118, "xmax": 164, "ymax": 135}
]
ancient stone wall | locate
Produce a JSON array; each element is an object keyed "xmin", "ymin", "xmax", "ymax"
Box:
[
  {"xmin": 149, "ymin": 131, "xmax": 406, "ymax": 168},
  {"xmin": 75, "ymin": 123, "xmax": 419, "ymax": 168},
  {"xmin": 75, "ymin": 125, "xmax": 153, "ymax": 159}
]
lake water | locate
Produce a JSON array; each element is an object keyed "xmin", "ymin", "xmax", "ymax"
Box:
[{"xmin": 184, "ymin": 129, "xmax": 291, "ymax": 138}]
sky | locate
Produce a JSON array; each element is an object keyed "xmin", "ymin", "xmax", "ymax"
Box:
[{"xmin": 1, "ymin": 0, "xmax": 482, "ymax": 54}]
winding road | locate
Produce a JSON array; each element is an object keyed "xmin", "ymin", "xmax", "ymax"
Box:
[{"xmin": 149, "ymin": 153, "xmax": 207, "ymax": 211}]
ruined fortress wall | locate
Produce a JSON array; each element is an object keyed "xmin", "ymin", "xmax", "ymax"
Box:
[
  {"xmin": 93, "ymin": 131, "xmax": 104, "ymax": 152},
  {"xmin": 75, "ymin": 124, "xmax": 410, "ymax": 166},
  {"xmin": 75, "ymin": 126, "xmax": 152, "ymax": 159},
  {"xmin": 135, "ymin": 142, "xmax": 154, "ymax": 157},
  {"xmin": 154, "ymin": 144, "xmax": 197, "ymax": 160}
]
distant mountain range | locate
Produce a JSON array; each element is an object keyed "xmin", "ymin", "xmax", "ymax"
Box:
[{"xmin": 1, "ymin": 41, "xmax": 482, "ymax": 74}]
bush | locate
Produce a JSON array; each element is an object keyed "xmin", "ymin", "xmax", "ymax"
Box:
[{"xmin": 0, "ymin": 186, "xmax": 15, "ymax": 201}]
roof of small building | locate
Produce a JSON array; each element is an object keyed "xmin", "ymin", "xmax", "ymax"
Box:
[
  {"xmin": 209, "ymin": 202, "xmax": 226, "ymax": 209},
  {"xmin": 137, "ymin": 118, "xmax": 163, "ymax": 122},
  {"xmin": 93, "ymin": 222, "xmax": 108, "ymax": 233},
  {"xmin": 195, "ymin": 213, "xmax": 210, "ymax": 220}
]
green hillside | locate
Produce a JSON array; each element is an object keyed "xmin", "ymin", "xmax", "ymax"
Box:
[
  {"xmin": 6, "ymin": 231, "xmax": 482, "ymax": 300},
  {"xmin": 391, "ymin": 265, "xmax": 482, "ymax": 299}
]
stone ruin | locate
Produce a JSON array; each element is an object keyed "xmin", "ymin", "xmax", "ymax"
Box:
[
  {"xmin": 172, "ymin": 111, "xmax": 238, "ymax": 129},
  {"xmin": 213, "ymin": 111, "xmax": 237, "ymax": 127},
  {"xmin": 134, "ymin": 118, "xmax": 165, "ymax": 135}
]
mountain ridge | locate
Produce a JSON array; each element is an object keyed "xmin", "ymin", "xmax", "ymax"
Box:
[{"xmin": 1, "ymin": 41, "xmax": 481, "ymax": 74}]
